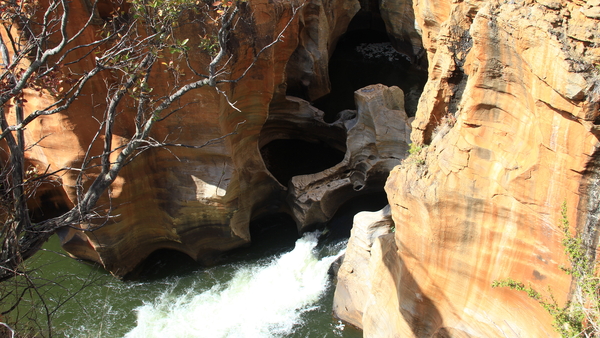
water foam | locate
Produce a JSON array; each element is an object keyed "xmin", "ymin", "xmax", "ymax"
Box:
[{"xmin": 124, "ymin": 232, "xmax": 345, "ymax": 338}]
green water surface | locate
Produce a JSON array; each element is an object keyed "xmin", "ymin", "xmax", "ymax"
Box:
[{"xmin": 4, "ymin": 224, "xmax": 363, "ymax": 338}]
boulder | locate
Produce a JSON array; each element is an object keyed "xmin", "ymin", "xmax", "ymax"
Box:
[{"xmin": 333, "ymin": 205, "xmax": 394, "ymax": 328}]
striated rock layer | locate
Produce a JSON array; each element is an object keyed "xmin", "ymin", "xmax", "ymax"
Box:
[
  {"xmin": 15, "ymin": 0, "xmax": 425, "ymax": 277},
  {"xmin": 13, "ymin": 0, "xmax": 365, "ymax": 275},
  {"xmin": 13, "ymin": 0, "xmax": 600, "ymax": 335},
  {"xmin": 284, "ymin": 84, "xmax": 411, "ymax": 231},
  {"xmin": 335, "ymin": 0, "xmax": 600, "ymax": 337}
]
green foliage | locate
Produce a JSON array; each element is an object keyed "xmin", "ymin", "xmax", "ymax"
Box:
[
  {"xmin": 492, "ymin": 202, "xmax": 600, "ymax": 337},
  {"xmin": 560, "ymin": 202, "xmax": 589, "ymax": 279},
  {"xmin": 94, "ymin": 0, "xmax": 246, "ymax": 103},
  {"xmin": 405, "ymin": 143, "xmax": 427, "ymax": 166},
  {"xmin": 123, "ymin": 0, "xmax": 236, "ymax": 56},
  {"xmin": 129, "ymin": 0, "xmax": 196, "ymax": 26},
  {"xmin": 198, "ymin": 34, "xmax": 219, "ymax": 55},
  {"xmin": 408, "ymin": 143, "xmax": 423, "ymax": 155}
]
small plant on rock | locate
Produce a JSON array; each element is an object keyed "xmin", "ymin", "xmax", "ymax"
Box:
[
  {"xmin": 405, "ymin": 143, "xmax": 427, "ymax": 166},
  {"xmin": 431, "ymin": 114, "xmax": 456, "ymax": 142}
]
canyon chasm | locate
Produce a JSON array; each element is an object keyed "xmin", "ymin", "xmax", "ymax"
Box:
[{"xmin": 8, "ymin": 0, "xmax": 600, "ymax": 337}]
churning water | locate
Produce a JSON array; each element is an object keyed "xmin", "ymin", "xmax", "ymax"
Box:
[
  {"xmin": 9, "ymin": 230, "xmax": 361, "ymax": 338},
  {"xmin": 125, "ymin": 232, "xmax": 345, "ymax": 338}
]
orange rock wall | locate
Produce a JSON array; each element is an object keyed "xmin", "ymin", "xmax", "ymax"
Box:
[
  {"xmin": 338, "ymin": 0, "xmax": 600, "ymax": 336},
  {"xmin": 13, "ymin": 0, "xmax": 362, "ymax": 275},
  {"xmin": 10, "ymin": 1, "xmax": 600, "ymax": 336}
]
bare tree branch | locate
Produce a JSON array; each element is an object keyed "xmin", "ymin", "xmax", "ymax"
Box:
[{"xmin": 0, "ymin": 2, "xmax": 304, "ymax": 334}]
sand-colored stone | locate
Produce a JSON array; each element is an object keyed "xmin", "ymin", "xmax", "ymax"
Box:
[
  {"xmin": 285, "ymin": 0, "xmax": 360, "ymax": 101},
  {"xmin": 333, "ymin": 205, "xmax": 395, "ymax": 328},
  {"xmin": 287, "ymin": 84, "xmax": 411, "ymax": 230},
  {"xmin": 336, "ymin": 0, "xmax": 600, "ymax": 337},
  {"xmin": 380, "ymin": 0, "xmax": 423, "ymax": 60}
]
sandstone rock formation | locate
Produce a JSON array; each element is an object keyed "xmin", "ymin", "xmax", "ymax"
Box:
[
  {"xmin": 333, "ymin": 205, "xmax": 395, "ymax": 328},
  {"xmin": 15, "ymin": 0, "xmax": 421, "ymax": 277},
  {"xmin": 12, "ymin": 0, "xmax": 600, "ymax": 335},
  {"xmin": 17, "ymin": 0, "xmax": 356, "ymax": 275},
  {"xmin": 284, "ymin": 84, "xmax": 411, "ymax": 231},
  {"xmin": 334, "ymin": 0, "xmax": 600, "ymax": 337}
]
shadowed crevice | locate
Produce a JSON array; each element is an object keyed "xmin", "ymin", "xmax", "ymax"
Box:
[
  {"xmin": 127, "ymin": 248, "xmax": 199, "ymax": 281},
  {"xmin": 312, "ymin": 27, "xmax": 427, "ymax": 123},
  {"xmin": 260, "ymin": 139, "xmax": 346, "ymax": 186},
  {"xmin": 321, "ymin": 192, "xmax": 389, "ymax": 242}
]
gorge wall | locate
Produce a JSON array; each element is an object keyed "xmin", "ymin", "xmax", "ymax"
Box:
[
  {"xmin": 334, "ymin": 0, "xmax": 600, "ymax": 337},
  {"xmin": 10, "ymin": 0, "xmax": 600, "ymax": 336},
  {"xmin": 17, "ymin": 0, "xmax": 420, "ymax": 276}
]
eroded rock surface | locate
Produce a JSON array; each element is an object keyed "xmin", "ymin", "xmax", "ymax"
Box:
[
  {"xmin": 287, "ymin": 84, "xmax": 411, "ymax": 231},
  {"xmin": 16, "ymin": 0, "xmax": 415, "ymax": 276},
  {"xmin": 335, "ymin": 0, "xmax": 600, "ymax": 337},
  {"xmin": 333, "ymin": 205, "xmax": 395, "ymax": 328},
  {"xmin": 16, "ymin": 0, "xmax": 364, "ymax": 275}
]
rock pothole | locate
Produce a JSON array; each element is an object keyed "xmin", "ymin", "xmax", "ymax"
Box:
[{"xmin": 260, "ymin": 139, "xmax": 346, "ymax": 187}]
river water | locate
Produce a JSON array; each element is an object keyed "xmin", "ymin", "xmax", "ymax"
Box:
[{"xmin": 12, "ymin": 225, "xmax": 363, "ymax": 338}]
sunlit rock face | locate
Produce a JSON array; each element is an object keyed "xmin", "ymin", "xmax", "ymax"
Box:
[
  {"xmin": 333, "ymin": 205, "xmax": 395, "ymax": 328},
  {"xmin": 335, "ymin": 0, "xmax": 600, "ymax": 337},
  {"xmin": 20, "ymin": 0, "xmax": 421, "ymax": 276},
  {"xmin": 15, "ymin": 0, "xmax": 363, "ymax": 275}
]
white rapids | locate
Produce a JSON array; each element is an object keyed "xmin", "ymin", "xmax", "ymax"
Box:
[{"xmin": 123, "ymin": 232, "xmax": 345, "ymax": 338}]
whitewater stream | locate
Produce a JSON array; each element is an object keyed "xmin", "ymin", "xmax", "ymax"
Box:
[
  {"xmin": 125, "ymin": 232, "xmax": 347, "ymax": 338},
  {"xmin": 14, "ymin": 227, "xmax": 362, "ymax": 338}
]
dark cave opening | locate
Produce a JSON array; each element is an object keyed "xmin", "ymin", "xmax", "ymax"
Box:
[
  {"xmin": 217, "ymin": 214, "xmax": 302, "ymax": 265},
  {"xmin": 321, "ymin": 192, "xmax": 389, "ymax": 242},
  {"xmin": 128, "ymin": 214, "xmax": 299, "ymax": 280},
  {"xmin": 313, "ymin": 26, "xmax": 428, "ymax": 123},
  {"xmin": 284, "ymin": 6, "xmax": 430, "ymax": 123},
  {"xmin": 30, "ymin": 188, "xmax": 72, "ymax": 223},
  {"xmin": 245, "ymin": 194, "xmax": 389, "ymax": 252},
  {"xmin": 131, "ymin": 248, "xmax": 200, "ymax": 281},
  {"xmin": 245, "ymin": 213, "xmax": 299, "ymax": 256},
  {"xmin": 260, "ymin": 139, "xmax": 346, "ymax": 186}
]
